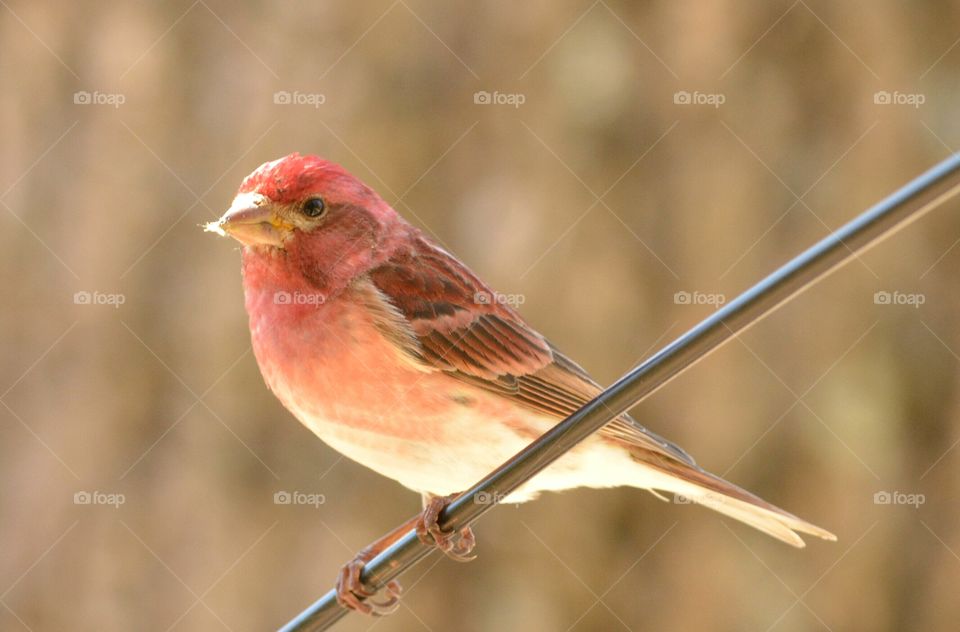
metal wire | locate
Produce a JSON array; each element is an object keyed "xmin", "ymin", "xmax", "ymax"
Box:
[{"xmin": 279, "ymin": 153, "xmax": 960, "ymax": 631}]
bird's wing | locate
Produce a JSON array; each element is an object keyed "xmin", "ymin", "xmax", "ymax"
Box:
[{"xmin": 362, "ymin": 236, "xmax": 695, "ymax": 466}]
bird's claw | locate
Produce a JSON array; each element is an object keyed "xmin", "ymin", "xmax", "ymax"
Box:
[
  {"xmin": 335, "ymin": 557, "xmax": 402, "ymax": 616},
  {"xmin": 415, "ymin": 494, "xmax": 477, "ymax": 562},
  {"xmin": 333, "ymin": 494, "xmax": 475, "ymax": 616}
]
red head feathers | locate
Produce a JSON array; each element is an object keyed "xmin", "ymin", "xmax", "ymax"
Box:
[{"xmin": 238, "ymin": 153, "xmax": 378, "ymax": 207}]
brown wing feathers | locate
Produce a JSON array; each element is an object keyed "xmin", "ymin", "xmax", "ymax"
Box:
[{"xmin": 366, "ymin": 237, "xmax": 695, "ymax": 466}]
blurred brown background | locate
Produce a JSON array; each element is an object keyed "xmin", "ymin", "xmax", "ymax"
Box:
[{"xmin": 2, "ymin": 1, "xmax": 959, "ymax": 630}]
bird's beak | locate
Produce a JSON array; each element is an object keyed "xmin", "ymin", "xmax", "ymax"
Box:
[{"xmin": 205, "ymin": 192, "xmax": 291, "ymax": 247}]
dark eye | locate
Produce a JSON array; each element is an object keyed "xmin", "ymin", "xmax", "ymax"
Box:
[{"xmin": 302, "ymin": 197, "xmax": 326, "ymax": 218}]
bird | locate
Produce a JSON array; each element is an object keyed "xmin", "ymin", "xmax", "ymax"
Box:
[{"xmin": 206, "ymin": 152, "xmax": 835, "ymax": 614}]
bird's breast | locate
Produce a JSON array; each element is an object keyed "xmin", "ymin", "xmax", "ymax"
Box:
[{"xmin": 245, "ymin": 284, "xmax": 456, "ymax": 443}]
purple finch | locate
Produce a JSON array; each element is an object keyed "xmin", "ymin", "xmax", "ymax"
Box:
[{"xmin": 208, "ymin": 153, "xmax": 835, "ymax": 613}]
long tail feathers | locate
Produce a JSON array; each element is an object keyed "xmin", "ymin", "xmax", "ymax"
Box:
[{"xmin": 642, "ymin": 456, "xmax": 836, "ymax": 547}]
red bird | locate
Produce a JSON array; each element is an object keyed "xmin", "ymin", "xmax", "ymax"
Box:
[{"xmin": 208, "ymin": 153, "xmax": 835, "ymax": 614}]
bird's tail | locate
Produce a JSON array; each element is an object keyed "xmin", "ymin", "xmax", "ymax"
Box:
[{"xmin": 640, "ymin": 455, "xmax": 836, "ymax": 547}]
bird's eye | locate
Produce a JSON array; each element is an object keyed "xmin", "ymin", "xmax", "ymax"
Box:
[{"xmin": 302, "ymin": 197, "xmax": 326, "ymax": 218}]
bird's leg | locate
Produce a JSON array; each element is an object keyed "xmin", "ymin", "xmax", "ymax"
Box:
[
  {"xmin": 335, "ymin": 516, "xmax": 412, "ymax": 616},
  {"xmin": 336, "ymin": 494, "xmax": 477, "ymax": 616},
  {"xmin": 415, "ymin": 493, "xmax": 477, "ymax": 562}
]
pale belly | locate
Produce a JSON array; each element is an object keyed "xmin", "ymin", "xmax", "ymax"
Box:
[{"xmin": 249, "ymin": 295, "xmax": 650, "ymax": 502}]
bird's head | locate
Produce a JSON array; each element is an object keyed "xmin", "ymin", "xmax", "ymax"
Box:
[
  {"xmin": 207, "ymin": 153, "xmax": 407, "ymax": 292},
  {"xmin": 207, "ymin": 153, "xmax": 396, "ymax": 250}
]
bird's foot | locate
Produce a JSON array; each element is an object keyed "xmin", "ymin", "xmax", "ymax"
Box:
[
  {"xmin": 415, "ymin": 493, "xmax": 477, "ymax": 562},
  {"xmin": 335, "ymin": 546, "xmax": 403, "ymax": 616},
  {"xmin": 334, "ymin": 494, "xmax": 475, "ymax": 616}
]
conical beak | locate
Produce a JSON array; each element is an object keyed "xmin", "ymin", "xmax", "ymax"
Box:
[{"xmin": 205, "ymin": 192, "xmax": 290, "ymax": 247}]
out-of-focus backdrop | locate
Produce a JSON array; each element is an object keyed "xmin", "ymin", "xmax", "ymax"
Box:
[{"xmin": 2, "ymin": 1, "xmax": 959, "ymax": 630}]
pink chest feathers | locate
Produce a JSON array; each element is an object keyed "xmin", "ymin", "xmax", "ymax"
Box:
[{"xmin": 244, "ymin": 282, "xmax": 465, "ymax": 442}]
